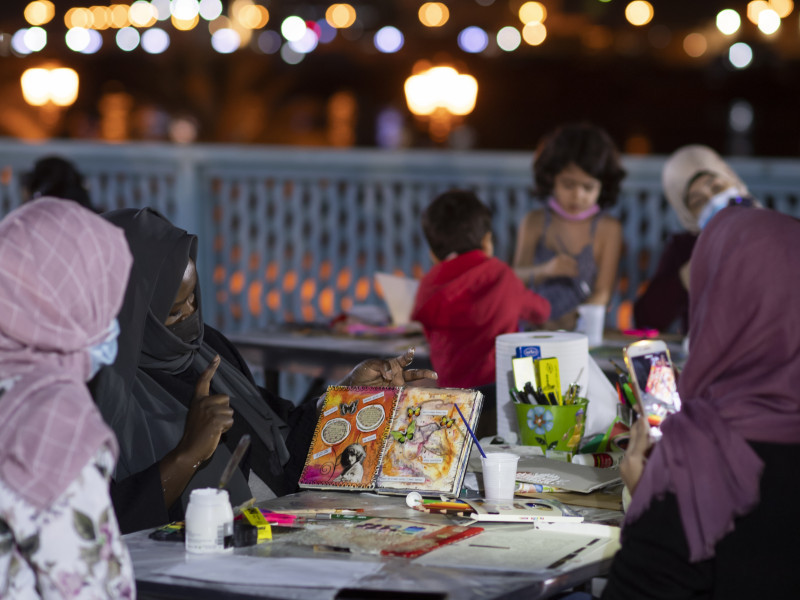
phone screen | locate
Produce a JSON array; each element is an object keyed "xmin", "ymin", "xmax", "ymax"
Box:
[{"xmin": 629, "ymin": 350, "xmax": 682, "ymax": 429}]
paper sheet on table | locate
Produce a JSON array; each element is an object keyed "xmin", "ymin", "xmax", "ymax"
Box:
[
  {"xmin": 374, "ymin": 272, "xmax": 419, "ymax": 326},
  {"xmin": 470, "ymin": 452, "xmax": 621, "ymax": 493},
  {"xmin": 156, "ymin": 556, "xmax": 383, "ymax": 588},
  {"xmin": 414, "ymin": 523, "xmax": 620, "ymax": 572}
]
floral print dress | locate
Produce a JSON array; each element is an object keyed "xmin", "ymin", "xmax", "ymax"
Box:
[{"xmin": 0, "ymin": 446, "xmax": 135, "ymax": 599}]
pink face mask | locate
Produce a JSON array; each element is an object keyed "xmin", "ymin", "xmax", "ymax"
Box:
[{"xmin": 547, "ymin": 198, "xmax": 600, "ymax": 221}]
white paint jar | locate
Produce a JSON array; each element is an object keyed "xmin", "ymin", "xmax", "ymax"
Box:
[{"xmin": 185, "ymin": 488, "xmax": 234, "ymax": 554}]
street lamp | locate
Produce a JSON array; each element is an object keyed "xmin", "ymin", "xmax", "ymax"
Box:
[
  {"xmin": 21, "ymin": 67, "xmax": 79, "ymax": 107},
  {"xmin": 404, "ymin": 64, "xmax": 477, "ymax": 144}
]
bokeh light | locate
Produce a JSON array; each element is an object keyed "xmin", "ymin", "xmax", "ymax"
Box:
[
  {"xmin": 82, "ymin": 29, "xmax": 103, "ymax": 54},
  {"xmin": 91, "ymin": 6, "xmax": 109, "ymax": 30},
  {"xmin": 683, "ymin": 32, "xmax": 707, "ymax": 57},
  {"xmin": 404, "ymin": 66, "xmax": 478, "ymax": 116},
  {"xmin": 625, "ymin": 1, "xmax": 654, "ymax": 26},
  {"xmin": 257, "ymin": 30, "xmax": 282, "ymax": 53},
  {"xmin": 522, "ymin": 22, "xmax": 547, "ymax": 45},
  {"xmin": 20, "ymin": 68, "xmax": 49, "ymax": 105},
  {"xmin": 458, "ymin": 26, "xmax": 488, "ymax": 53},
  {"xmin": 211, "ymin": 28, "xmax": 241, "ymax": 52},
  {"xmin": 729, "ymin": 99, "xmax": 754, "ymax": 132},
  {"xmin": 65, "ymin": 27, "xmax": 91, "ymax": 52},
  {"xmin": 746, "ymin": 1, "xmax": 769, "ymax": 24},
  {"xmin": 172, "ymin": 15, "xmax": 200, "ymax": 30},
  {"xmin": 497, "ymin": 26, "xmax": 521, "ymax": 51},
  {"xmin": 65, "ymin": 7, "xmax": 92, "ymax": 29},
  {"xmin": 281, "ymin": 16, "xmax": 306, "ymax": 41},
  {"xmin": 326, "ymin": 4, "xmax": 357, "ymax": 28},
  {"xmin": 129, "ymin": 1, "xmax": 157, "ymax": 27},
  {"xmin": 152, "ymin": 0, "xmax": 170, "ymax": 21},
  {"xmin": 198, "ymin": 0, "xmax": 223, "ymax": 21},
  {"xmin": 289, "ymin": 28, "xmax": 319, "ymax": 53},
  {"xmin": 24, "ymin": 1, "xmax": 55, "ymax": 26},
  {"xmin": 142, "ymin": 27, "xmax": 170, "ymax": 53},
  {"xmin": 23, "ymin": 27, "xmax": 47, "ymax": 52},
  {"xmin": 171, "ymin": 0, "xmax": 200, "ymax": 20},
  {"xmin": 316, "ymin": 19, "xmax": 337, "ymax": 43},
  {"xmin": 419, "ymin": 2, "xmax": 449, "ymax": 27},
  {"xmin": 374, "ymin": 26, "xmax": 404, "ymax": 53},
  {"xmin": 11, "ymin": 30, "xmax": 32, "ymax": 55},
  {"xmin": 116, "ymin": 26, "xmax": 140, "ymax": 51},
  {"xmin": 21, "ymin": 67, "xmax": 79, "ymax": 107},
  {"xmin": 716, "ymin": 9, "xmax": 741, "ymax": 35},
  {"xmin": 110, "ymin": 4, "xmax": 130, "ymax": 28},
  {"xmin": 208, "ymin": 15, "xmax": 230, "ymax": 35},
  {"xmin": 729, "ymin": 42, "xmax": 753, "ymax": 68},
  {"xmin": 238, "ymin": 4, "xmax": 269, "ymax": 29},
  {"xmin": 770, "ymin": 0, "xmax": 793, "ymax": 18},
  {"xmin": 519, "ymin": 2, "xmax": 546, "ymax": 24},
  {"xmin": 280, "ymin": 43, "xmax": 305, "ymax": 64},
  {"xmin": 757, "ymin": 8, "xmax": 781, "ymax": 33}
]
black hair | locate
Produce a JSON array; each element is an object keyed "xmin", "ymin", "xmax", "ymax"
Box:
[
  {"xmin": 533, "ymin": 122, "xmax": 626, "ymax": 209},
  {"xmin": 421, "ymin": 189, "xmax": 492, "ymax": 261},
  {"xmin": 24, "ymin": 156, "xmax": 96, "ymax": 212}
]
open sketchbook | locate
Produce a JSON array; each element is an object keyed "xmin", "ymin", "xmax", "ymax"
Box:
[{"xmin": 299, "ymin": 386, "xmax": 483, "ymax": 496}]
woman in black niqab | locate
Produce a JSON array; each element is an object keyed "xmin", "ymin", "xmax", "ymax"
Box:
[
  {"xmin": 92, "ymin": 208, "xmax": 311, "ymax": 533},
  {"xmin": 92, "ymin": 208, "xmax": 436, "ymax": 534}
]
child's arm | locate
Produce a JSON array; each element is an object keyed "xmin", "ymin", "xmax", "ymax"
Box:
[
  {"xmin": 513, "ymin": 210, "xmax": 577, "ymax": 286},
  {"xmin": 586, "ymin": 216, "xmax": 623, "ymax": 306}
]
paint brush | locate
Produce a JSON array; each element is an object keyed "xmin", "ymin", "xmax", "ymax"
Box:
[
  {"xmin": 454, "ymin": 403, "xmax": 486, "ymax": 459},
  {"xmin": 219, "ymin": 434, "xmax": 251, "ymax": 490}
]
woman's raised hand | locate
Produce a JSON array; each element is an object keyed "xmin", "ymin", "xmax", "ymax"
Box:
[
  {"xmin": 544, "ymin": 253, "xmax": 579, "ymax": 279},
  {"xmin": 178, "ymin": 355, "xmax": 234, "ymax": 466},
  {"xmin": 340, "ymin": 347, "xmax": 438, "ymax": 388},
  {"xmin": 620, "ymin": 416, "xmax": 653, "ymax": 495}
]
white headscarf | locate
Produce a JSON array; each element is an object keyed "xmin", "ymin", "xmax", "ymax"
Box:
[{"xmin": 661, "ymin": 145, "xmax": 749, "ymax": 233}]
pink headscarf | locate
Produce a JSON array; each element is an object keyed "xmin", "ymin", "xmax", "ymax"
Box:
[
  {"xmin": 0, "ymin": 198, "xmax": 132, "ymax": 509},
  {"xmin": 625, "ymin": 207, "xmax": 800, "ymax": 561}
]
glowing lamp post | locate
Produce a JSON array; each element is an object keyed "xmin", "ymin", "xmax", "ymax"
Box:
[
  {"xmin": 404, "ymin": 65, "xmax": 477, "ymax": 144},
  {"xmin": 21, "ymin": 67, "xmax": 79, "ymax": 107}
]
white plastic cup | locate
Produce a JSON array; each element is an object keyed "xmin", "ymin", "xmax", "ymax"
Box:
[
  {"xmin": 576, "ymin": 304, "xmax": 605, "ymax": 347},
  {"xmin": 185, "ymin": 488, "xmax": 234, "ymax": 554},
  {"xmin": 480, "ymin": 452, "xmax": 520, "ymax": 501}
]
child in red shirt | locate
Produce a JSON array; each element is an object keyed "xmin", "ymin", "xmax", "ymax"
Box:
[{"xmin": 412, "ymin": 190, "xmax": 551, "ymax": 389}]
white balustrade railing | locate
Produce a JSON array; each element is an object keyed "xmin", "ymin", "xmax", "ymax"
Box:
[{"xmin": 2, "ymin": 139, "xmax": 798, "ymax": 335}]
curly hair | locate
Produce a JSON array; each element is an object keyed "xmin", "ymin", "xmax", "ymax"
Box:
[{"xmin": 533, "ymin": 123, "xmax": 626, "ymax": 209}]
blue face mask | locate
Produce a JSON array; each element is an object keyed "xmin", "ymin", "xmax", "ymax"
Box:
[
  {"xmin": 87, "ymin": 319, "xmax": 120, "ymax": 380},
  {"xmin": 697, "ymin": 187, "xmax": 755, "ymax": 230}
]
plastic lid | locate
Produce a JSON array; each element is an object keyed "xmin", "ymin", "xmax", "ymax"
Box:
[{"xmin": 189, "ymin": 488, "xmax": 230, "ymax": 506}]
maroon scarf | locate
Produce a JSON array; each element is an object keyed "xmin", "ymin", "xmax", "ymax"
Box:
[{"xmin": 625, "ymin": 207, "xmax": 800, "ymax": 561}]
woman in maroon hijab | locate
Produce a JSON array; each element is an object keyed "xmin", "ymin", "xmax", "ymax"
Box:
[{"xmin": 603, "ymin": 206, "xmax": 800, "ymax": 599}]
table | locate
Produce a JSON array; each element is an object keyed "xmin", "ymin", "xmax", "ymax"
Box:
[
  {"xmin": 227, "ymin": 327, "xmax": 432, "ymax": 397},
  {"xmin": 130, "ymin": 490, "xmax": 621, "ymax": 600}
]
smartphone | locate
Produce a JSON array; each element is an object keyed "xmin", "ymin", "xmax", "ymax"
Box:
[{"xmin": 623, "ymin": 340, "xmax": 682, "ymax": 437}]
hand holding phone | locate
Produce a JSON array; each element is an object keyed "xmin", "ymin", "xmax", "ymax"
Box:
[{"xmin": 623, "ymin": 340, "xmax": 682, "ymax": 438}]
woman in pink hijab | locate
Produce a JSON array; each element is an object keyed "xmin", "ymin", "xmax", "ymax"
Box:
[
  {"xmin": 603, "ymin": 207, "xmax": 800, "ymax": 599},
  {"xmin": 0, "ymin": 199, "xmax": 134, "ymax": 598}
]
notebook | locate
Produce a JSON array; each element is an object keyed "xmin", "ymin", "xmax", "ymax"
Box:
[{"xmin": 299, "ymin": 385, "xmax": 483, "ymax": 496}]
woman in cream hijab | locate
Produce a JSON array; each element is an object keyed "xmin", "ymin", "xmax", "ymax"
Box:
[{"xmin": 633, "ymin": 145, "xmax": 754, "ymax": 333}]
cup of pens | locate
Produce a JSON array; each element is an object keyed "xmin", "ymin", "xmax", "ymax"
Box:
[{"xmin": 515, "ymin": 399, "xmax": 589, "ymax": 454}]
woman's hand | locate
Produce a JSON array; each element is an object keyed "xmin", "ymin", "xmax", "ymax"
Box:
[
  {"xmin": 177, "ymin": 355, "xmax": 234, "ymax": 466},
  {"xmin": 620, "ymin": 416, "xmax": 653, "ymax": 495},
  {"xmin": 339, "ymin": 347, "xmax": 438, "ymax": 388},
  {"xmin": 543, "ymin": 254, "xmax": 579, "ymax": 279}
]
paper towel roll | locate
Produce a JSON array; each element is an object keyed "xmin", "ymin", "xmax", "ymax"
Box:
[{"xmin": 495, "ymin": 331, "xmax": 589, "ymax": 440}]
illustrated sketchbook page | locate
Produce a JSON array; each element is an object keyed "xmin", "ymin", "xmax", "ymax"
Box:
[
  {"xmin": 376, "ymin": 387, "xmax": 484, "ymax": 496},
  {"xmin": 298, "ymin": 386, "xmax": 399, "ymax": 490}
]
